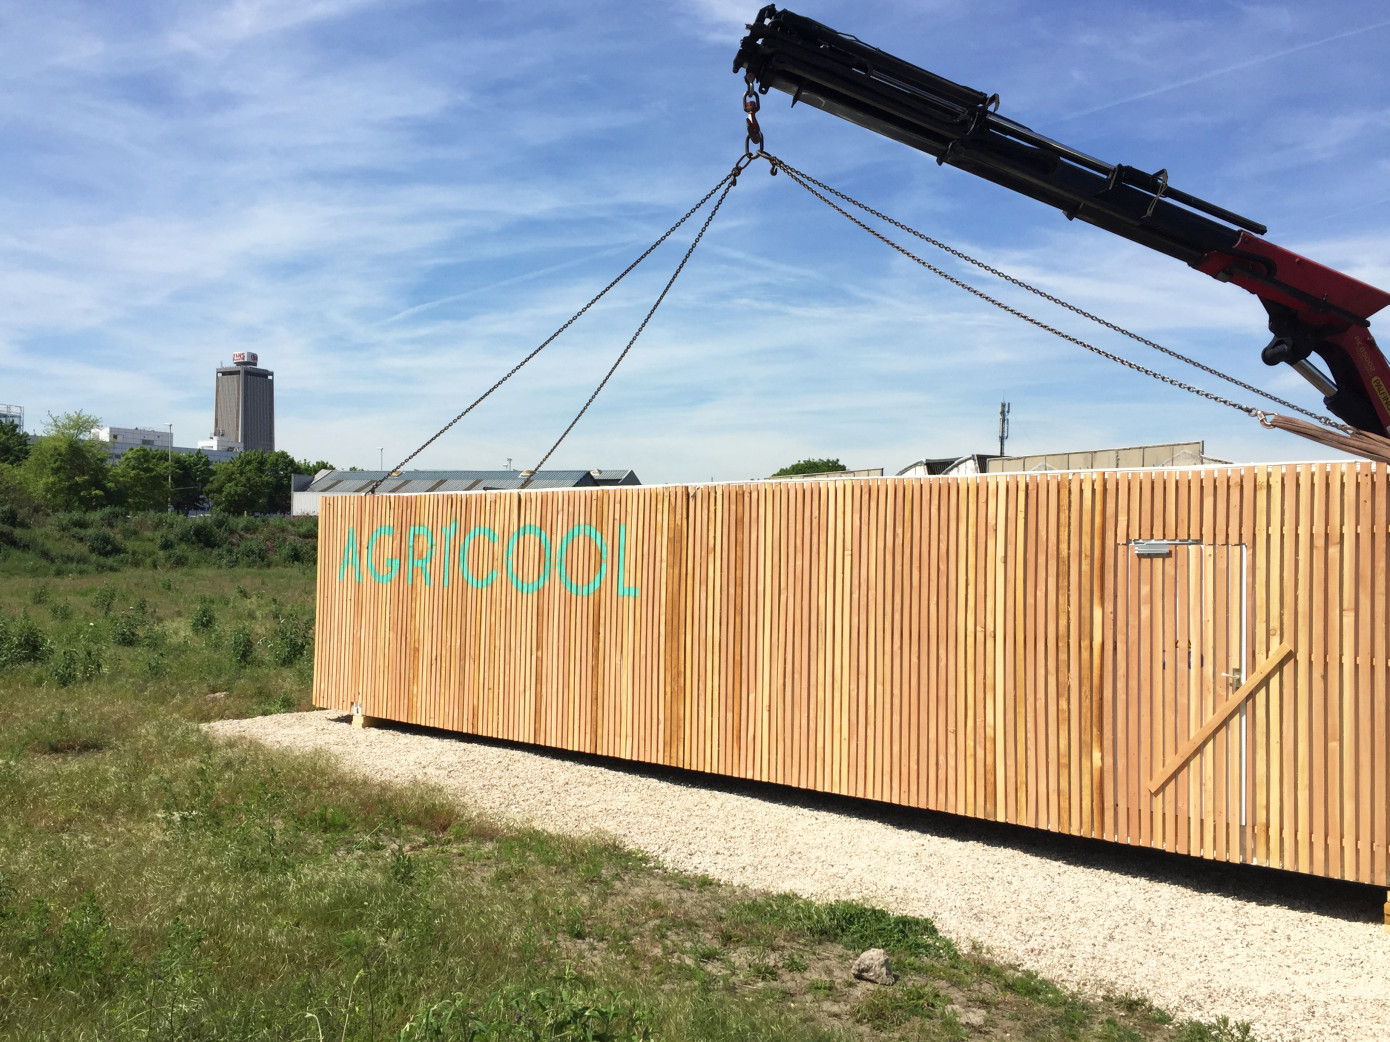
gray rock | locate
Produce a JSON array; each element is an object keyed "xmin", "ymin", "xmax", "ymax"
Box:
[
  {"xmin": 947, "ymin": 1003, "xmax": 986, "ymax": 1027},
  {"xmin": 850, "ymin": 948, "xmax": 896, "ymax": 985}
]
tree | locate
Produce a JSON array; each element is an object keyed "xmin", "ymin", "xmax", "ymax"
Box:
[
  {"xmin": 770, "ymin": 458, "xmax": 846, "ymax": 478},
  {"xmin": 22, "ymin": 432, "xmax": 110, "ymax": 511},
  {"xmin": 42, "ymin": 410, "xmax": 102, "ymax": 440},
  {"xmin": 205, "ymin": 450, "xmax": 308, "ymax": 514},
  {"xmin": 0, "ymin": 420, "xmax": 29, "ymax": 466},
  {"xmin": 110, "ymin": 447, "xmax": 172, "ymax": 512},
  {"xmin": 296, "ymin": 459, "xmax": 335, "ymax": 477},
  {"xmin": 0, "ymin": 462, "xmax": 40, "ymax": 520},
  {"xmin": 170, "ymin": 452, "xmax": 214, "ymax": 514}
]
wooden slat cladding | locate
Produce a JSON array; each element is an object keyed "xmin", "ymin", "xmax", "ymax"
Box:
[{"xmin": 312, "ymin": 463, "xmax": 1390, "ymax": 885}]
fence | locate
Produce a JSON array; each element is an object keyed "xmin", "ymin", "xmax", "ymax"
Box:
[{"xmin": 312, "ymin": 463, "xmax": 1389, "ymax": 886}]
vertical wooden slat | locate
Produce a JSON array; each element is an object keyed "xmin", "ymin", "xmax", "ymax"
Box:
[{"xmin": 313, "ymin": 463, "xmax": 1387, "ymax": 889}]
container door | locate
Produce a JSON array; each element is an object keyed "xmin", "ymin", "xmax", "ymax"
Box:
[{"xmin": 1118, "ymin": 541, "xmax": 1248, "ymax": 860}]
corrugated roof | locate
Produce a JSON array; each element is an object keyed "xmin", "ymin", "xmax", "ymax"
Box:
[{"xmin": 303, "ymin": 469, "xmax": 625, "ymax": 495}]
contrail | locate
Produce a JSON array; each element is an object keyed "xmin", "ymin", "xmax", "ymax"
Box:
[
  {"xmin": 1057, "ymin": 17, "xmax": 1390, "ymax": 123},
  {"xmin": 378, "ymin": 242, "xmax": 634, "ymax": 326}
]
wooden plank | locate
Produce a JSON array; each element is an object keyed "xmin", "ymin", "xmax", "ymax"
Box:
[{"xmin": 1149, "ymin": 643, "xmax": 1296, "ymax": 794}]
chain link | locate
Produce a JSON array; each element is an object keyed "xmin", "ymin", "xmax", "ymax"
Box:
[
  {"xmin": 770, "ymin": 157, "xmax": 1292, "ymax": 423},
  {"xmin": 367, "ymin": 171, "xmax": 736, "ymax": 493}
]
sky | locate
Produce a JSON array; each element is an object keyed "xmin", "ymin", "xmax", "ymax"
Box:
[{"xmin": 3, "ymin": 0, "xmax": 1389, "ymax": 481}]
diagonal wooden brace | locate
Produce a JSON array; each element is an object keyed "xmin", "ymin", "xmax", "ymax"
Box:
[{"xmin": 1147, "ymin": 641, "xmax": 1295, "ymax": 795}]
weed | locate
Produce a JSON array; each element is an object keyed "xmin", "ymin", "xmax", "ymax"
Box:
[
  {"xmin": 563, "ymin": 905, "xmax": 588, "ymax": 940},
  {"xmin": 190, "ymin": 598, "xmax": 216, "ymax": 632},
  {"xmin": 1097, "ymin": 1018, "xmax": 1145, "ymax": 1042},
  {"xmin": 1176, "ymin": 1017, "xmax": 1257, "ymax": 1042},
  {"xmin": 782, "ymin": 953, "xmax": 808, "ymax": 973},
  {"xmin": 254, "ymin": 690, "xmax": 298, "ymax": 715},
  {"xmin": 390, "ymin": 847, "xmax": 418, "ymax": 887},
  {"xmin": 46, "ymin": 600, "xmax": 72, "ymax": 621},
  {"xmin": 30, "ymin": 582, "xmax": 48, "ymax": 605},
  {"xmin": 744, "ymin": 960, "xmax": 778, "ymax": 982},
  {"xmin": 50, "ymin": 642, "xmax": 103, "ymax": 686},
  {"xmin": 266, "ymin": 612, "xmax": 312, "ymax": 667},
  {"xmin": 729, "ymin": 894, "xmax": 956, "ymax": 961},
  {"xmin": 1114, "ymin": 994, "xmax": 1174, "ymax": 1025},
  {"xmin": 399, "ymin": 979, "xmax": 653, "ymax": 1042},
  {"xmin": 23, "ymin": 709, "xmax": 108, "ymax": 755},
  {"xmin": 689, "ymin": 941, "xmax": 723, "ymax": 963},
  {"xmin": 229, "ymin": 625, "xmax": 254, "ymax": 666},
  {"xmin": 92, "ymin": 586, "xmax": 116, "ymax": 616},
  {"xmin": 110, "ymin": 612, "xmax": 140, "ymax": 646},
  {"xmin": 853, "ymin": 982, "xmax": 948, "ymax": 1030},
  {"xmin": 0, "ymin": 613, "xmax": 49, "ymax": 666}
]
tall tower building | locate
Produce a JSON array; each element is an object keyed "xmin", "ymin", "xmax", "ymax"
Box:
[{"xmin": 212, "ymin": 352, "xmax": 275, "ymax": 452}]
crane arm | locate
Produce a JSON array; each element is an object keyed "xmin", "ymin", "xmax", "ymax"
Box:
[{"xmin": 733, "ymin": 5, "xmax": 1390, "ymax": 436}]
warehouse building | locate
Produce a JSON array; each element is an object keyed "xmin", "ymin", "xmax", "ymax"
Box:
[{"xmin": 291, "ymin": 468, "xmax": 641, "ymax": 516}]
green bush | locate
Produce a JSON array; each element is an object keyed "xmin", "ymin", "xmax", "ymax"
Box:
[
  {"xmin": 266, "ymin": 614, "xmax": 311, "ymax": 667},
  {"xmin": 50, "ymin": 643, "xmax": 103, "ymax": 686},
  {"xmin": 92, "ymin": 587, "xmax": 116, "ymax": 616},
  {"xmin": 84, "ymin": 530, "xmax": 124, "ymax": 558},
  {"xmin": 228, "ymin": 626, "xmax": 254, "ymax": 667},
  {"xmin": 109, "ymin": 613, "xmax": 140, "ymax": 647},
  {"xmin": 189, "ymin": 600, "xmax": 216, "ymax": 632},
  {"xmin": 0, "ymin": 613, "xmax": 50, "ymax": 666}
]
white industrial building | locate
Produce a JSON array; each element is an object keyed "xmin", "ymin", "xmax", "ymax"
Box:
[{"xmin": 90, "ymin": 425, "xmax": 238, "ymax": 464}]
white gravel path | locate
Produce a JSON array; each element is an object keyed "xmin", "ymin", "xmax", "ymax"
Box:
[{"xmin": 206, "ymin": 710, "xmax": 1389, "ymax": 1042}]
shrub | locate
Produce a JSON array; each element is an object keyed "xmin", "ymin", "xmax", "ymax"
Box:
[
  {"xmin": 189, "ymin": 602, "xmax": 215, "ymax": 634},
  {"xmin": 84, "ymin": 530, "xmax": 124, "ymax": 558},
  {"xmin": 110, "ymin": 613, "xmax": 140, "ymax": 647},
  {"xmin": 50, "ymin": 643, "xmax": 103, "ymax": 686},
  {"xmin": 52, "ymin": 512, "xmax": 92, "ymax": 533},
  {"xmin": 92, "ymin": 587, "xmax": 116, "ymax": 616},
  {"xmin": 0, "ymin": 614, "xmax": 50, "ymax": 667},
  {"xmin": 228, "ymin": 626, "xmax": 254, "ymax": 667},
  {"xmin": 0, "ymin": 504, "xmax": 18, "ymax": 526},
  {"xmin": 266, "ymin": 614, "xmax": 312, "ymax": 667}
]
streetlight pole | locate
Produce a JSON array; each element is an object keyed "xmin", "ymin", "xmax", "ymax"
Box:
[{"xmin": 166, "ymin": 422, "xmax": 173, "ymax": 512}]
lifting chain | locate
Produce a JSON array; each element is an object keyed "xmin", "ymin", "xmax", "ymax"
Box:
[
  {"xmin": 367, "ymin": 171, "xmax": 737, "ymax": 493},
  {"xmin": 765, "ymin": 156, "xmax": 1338, "ymax": 429},
  {"xmin": 774, "ymin": 161, "xmax": 1351, "ymax": 433},
  {"xmin": 743, "ymin": 73, "xmax": 764, "ymax": 155}
]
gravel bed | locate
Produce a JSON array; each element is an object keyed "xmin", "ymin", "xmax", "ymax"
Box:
[{"xmin": 206, "ymin": 710, "xmax": 1389, "ymax": 1042}]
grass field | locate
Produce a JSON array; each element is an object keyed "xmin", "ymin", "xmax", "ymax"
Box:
[{"xmin": 0, "ymin": 549, "xmax": 1258, "ymax": 1041}]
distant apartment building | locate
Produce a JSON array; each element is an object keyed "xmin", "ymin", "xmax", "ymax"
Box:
[
  {"xmin": 0, "ymin": 404, "xmax": 22, "ymax": 430},
  {"xmin": 210, "ymin": 352, "xmax": 274, "ymax": 453}
]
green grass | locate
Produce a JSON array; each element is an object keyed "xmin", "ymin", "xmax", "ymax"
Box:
[{"xmin": 0, "ymin": 561, "xmax": 1261, "ymax": 1041}]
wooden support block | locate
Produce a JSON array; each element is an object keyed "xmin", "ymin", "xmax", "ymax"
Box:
[
  {"xmin": 1384, "ymin": 891, "xmax": 1389, "ymax": 933},
  {"xmin": 352, "ymin": 713, "xmax": 385, "ymax": 729}
]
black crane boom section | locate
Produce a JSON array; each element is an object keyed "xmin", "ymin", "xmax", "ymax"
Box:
[{"xmin": 733, "ymin": 6, "xmax": 1264, "ymax": 268}]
